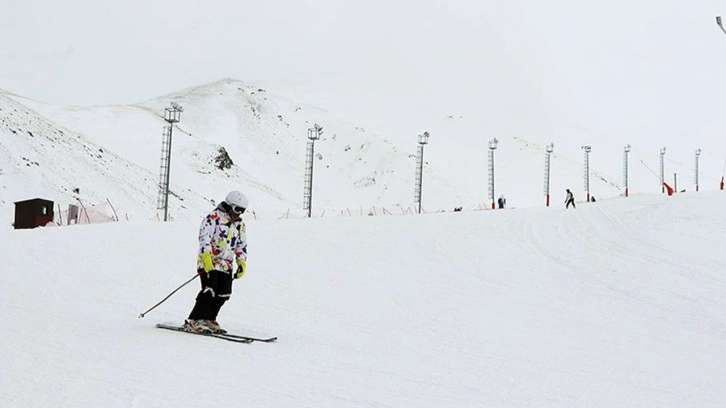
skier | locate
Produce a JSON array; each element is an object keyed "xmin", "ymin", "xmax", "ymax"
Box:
[
  {"xmin": 564, "ymin": 189, "xmax": 576, "ymax": 209},
  {"xmin": 185, "ymin": 190, "xmax": 249, "ymax": 333},
  {"xmin": 497, "ymin": 194, "xmax": 506, "ymax": 209}
]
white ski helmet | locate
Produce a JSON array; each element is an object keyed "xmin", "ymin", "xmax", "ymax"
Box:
[{"xmin": 225, "ymin": 190, "xmax": 248, "ymax": 210}]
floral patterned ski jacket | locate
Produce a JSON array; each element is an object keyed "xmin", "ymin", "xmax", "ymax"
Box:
[{"xmin": 197, "ymin": 206, "xmax": 247, "ymax": 274}]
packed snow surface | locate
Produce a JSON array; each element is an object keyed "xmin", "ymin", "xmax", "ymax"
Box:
[{"xmin": 2, "ymin": 192, "xmax": 725, "ymax": 407}]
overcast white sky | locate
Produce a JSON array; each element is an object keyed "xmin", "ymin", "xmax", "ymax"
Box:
[{"xmin": 2, "ymin": 0, "xmax": 726, "ymax": 145}]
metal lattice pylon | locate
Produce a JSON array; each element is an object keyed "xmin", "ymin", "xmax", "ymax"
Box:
[
  {"xmin": 157, "ymin": 125, "xmax": 172, "ymax": 210},
  {"xmin": 543, "ymin": 152, "xmax": 550, "ymax": 195},
  {"xmin": 487, "ymin": 150, "xmax": 495, "ymax": 202},
  {"xmin": 303, "ymin": 140, "xmax": 315, "ymax": 211},
  {"xmin": 583, "ymin": 150, "xmax": 590, "ymax": 200},
  {"xmin": 543, "ymin": 152, "xmax": 551, "ymax": 194},
  {"xmin": 414, "ymin": 144, "xmax": 424, "ymax": 207},
  {"xmin": 660, "ymin": 150, "xmax": 666, "ymax": 193},
  {"xmin": 623, "ymin": 147, "xmax": 630, "ymax": 197}
]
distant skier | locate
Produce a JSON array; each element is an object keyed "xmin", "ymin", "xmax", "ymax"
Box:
[
  {"xmin": 565, "ymin": 189, "xmax": 576, "ymax": 209},
  {"xmin": 185, "ymin": 190, "xmax": 249, "ymax": 333},
  {"xmin": 497, "ymin": 194, "xmax": 506, "ymax": 209}
]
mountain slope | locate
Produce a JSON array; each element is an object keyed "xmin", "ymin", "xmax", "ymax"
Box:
[
  {"xmin": 0, "ymin": 91, "xmax": 215, "ymax": 225},
  {"xmin": 5, "ymin": 79, "xmax": 423, "ymax": 219},
  {"xmin": 3, "ymin": 78, "xmax": 723, "ymax": 227}
]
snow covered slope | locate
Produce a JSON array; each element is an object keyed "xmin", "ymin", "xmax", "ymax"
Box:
[
  {"xmin": 1, "ymin": 192, "xmax": 725, "ymax": 407},
  {"xmin": 0, "ymin": 91, "xmax": 215, "ymax": 225},
  {"xmin": 3, "ymin": 79, "xmax": 424, "ymax": 221},
  {"xmin": 4, "ymin": 77, "xmax": 722, "ymax": 229}
]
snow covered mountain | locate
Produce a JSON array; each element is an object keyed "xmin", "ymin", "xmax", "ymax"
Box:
[
  {"xmin": 1, "ymin": 79, "xmax": 421, "ymax": 224},
  {"xmin": 3, "ymin": 78, "xmax": 723, "ymax": 228}
]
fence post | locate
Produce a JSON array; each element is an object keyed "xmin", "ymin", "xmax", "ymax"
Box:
[
  {"xmin": 57, "ymin": 203, "xmax": 63, "ymax": 225},
  {"xmin": 106, "ymin": 198, "xmax": 119, "ymax": 221},
  {"xmin": 76, "ymin": 198, "xmax": 91, "ymax": 223}
]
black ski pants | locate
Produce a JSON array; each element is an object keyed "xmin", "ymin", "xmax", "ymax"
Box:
[{"xmin": 188, "ymin": 270, "xmax": 233, "ymax": 321}]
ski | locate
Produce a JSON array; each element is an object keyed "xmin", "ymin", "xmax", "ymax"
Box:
[
  {"xmin": 214, "ymin": 332, "xmax": 278, "ymax": 343},
  {"xmin": 155, "ymin": 324, "xmax": 252, "ymax": 343},
  {"xmin": 155, "ymin": 323, "xmax": 276, "ymax": 343}
]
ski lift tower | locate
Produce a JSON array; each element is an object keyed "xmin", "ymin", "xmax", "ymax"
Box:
[
  {"xmin": 487, "ymin": 138, "xmax": 498, "ymax": 209},
  {"xmin": 623, "ymin": 144, "xmax": 631, "ymax": 197},
  {"xmin": 582, "ymin": 145, "xmax": 592, "ymax": 202},
  {"xmin": 715, "ymin": 17, "xmax": 726, "ymax": 190},
  {"xmin": 544, "ymin": 143, "xmax": 554, "ymax": 206},
  {"xmin": 303, "ymin": 123, "xmax": 323, "ymax": 218},
  {"xmin": 660, "ymin": 147, "xmax": 666, "ymax": 193},
  {"xmin": 414, "ymin": 131, "xmax": 430, "ymax": 214},
  {"xmin": 695, "ymin": 148, "xmax": 702, "ymax": 192},
  {"xmin": 157, "ymin": 102, "xmax": 183, "ymax": 222}
]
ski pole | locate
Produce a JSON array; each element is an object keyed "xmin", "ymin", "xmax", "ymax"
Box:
[{"xmin": 138, "ymin": 274, "xmax": 198, "ymax": 318}]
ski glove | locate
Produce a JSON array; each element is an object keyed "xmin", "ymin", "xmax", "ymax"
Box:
[
  {"xmin": 235, "ymin": 260, "xmax": 247, "ymax": 279},
  {"xmin": 200, "ymin": 252, "xmax": 215, "ymax": 273}
]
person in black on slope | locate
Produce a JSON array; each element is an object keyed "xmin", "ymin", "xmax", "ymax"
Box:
[{"xmin": 565, "ymin": 189, "xmax": 576, "ymax": 209}]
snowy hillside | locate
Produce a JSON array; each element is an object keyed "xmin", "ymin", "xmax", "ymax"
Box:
[
  {"xmin": 3, "ymin": 78, "xmax": 723, "ymax": 229},
  {"xmin": 1, "ymin": 192, "xmax": 725, "ymax": 407},
  {"xmin": 2, "ymin": 79, "xmax": 436, "ymax": 223},
  {"xmin": 0, "ymin": 91, "xmax": 214, "ymax": 224},
  {"xmin": 3, "ymin": 0, "xmax": 726, "ymax": 226}
]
